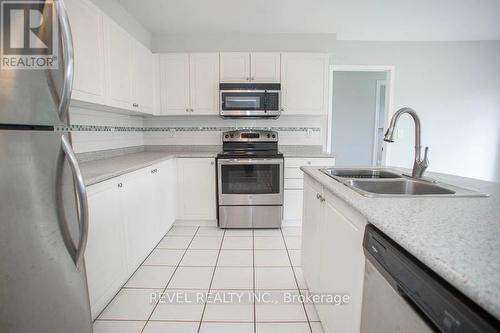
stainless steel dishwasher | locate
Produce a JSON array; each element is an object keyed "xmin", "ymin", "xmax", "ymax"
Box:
[{"xmin": 361, "ymin": 224, "xmax": 499, "ymax": 333}]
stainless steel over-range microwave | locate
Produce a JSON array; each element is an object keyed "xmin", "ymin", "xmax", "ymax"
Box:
[{"xmin": 219, "ymin": 83, "xmax": 281, "ymax": 118}]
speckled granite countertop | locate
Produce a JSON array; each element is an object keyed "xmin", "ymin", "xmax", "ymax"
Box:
[
  {"xmin": 301, "ymin": 166, "xmax": 500, "ymax": 320},
  {"xmin": 279, "ymin": 145, "xmax": 335, "ymax": 158},
  {"xmin": 79, "ymin": 145, "xmax": 333, "ymax": 186},
  {"xmin": 80, "ymin": 148, "xmax": 219, "ymax": 186}
]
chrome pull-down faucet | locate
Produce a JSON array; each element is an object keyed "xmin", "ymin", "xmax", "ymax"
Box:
[{"xmin": 384, "ymin": 107, "xmax": 429, "ymax": 179}]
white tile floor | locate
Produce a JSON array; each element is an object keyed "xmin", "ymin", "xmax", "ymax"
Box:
[{"xmin": 93, "ymin": 226, "xmax": 325, "ymax": 333}]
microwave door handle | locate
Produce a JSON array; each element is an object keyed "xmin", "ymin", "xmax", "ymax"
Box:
[{"xmin": 263, "ymin": 90, "xmax": 268, "ymax": 111}]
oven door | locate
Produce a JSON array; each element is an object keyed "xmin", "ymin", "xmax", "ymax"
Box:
[{"xmin": 218, "ymin": 158, "xmax": 284, "ymax": 205}]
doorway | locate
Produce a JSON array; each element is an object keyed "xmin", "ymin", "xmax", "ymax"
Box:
[{"xmin": 328, "ymin": 66, "xmax": 394, "ymax": 167}]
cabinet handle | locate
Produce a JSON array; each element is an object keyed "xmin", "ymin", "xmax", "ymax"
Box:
[
  {"xmin": 132, "ymin": 103, "xmax": 139, "ymax": 108},
  {"xmin": 246, "ymin": 77, "xmax": 250, "ymax": 81},
  {"xmin": 117, "ymin": 183, "xmax": 123, "ymax": 188},
  {"xmin": 190, "ymin": 108, "xmax": 194, "ymax": 112},
  {"xmin": 151, "ymin": 168, "xmax": 158, "ymax": 174},
  {"xmin": 185, "ymin": 108, "xmax": 189, "ymax": 112},
  {"xmin": 211, "ymin": 161, "xmax": 215, "ymax": 165},
  {"xmin": 307, "ymin": 161, "xmax": 311, "ymax": 165},
  {"xmin": 316, "ymin": 193, "xmax": 321, "ymax": 200},
  {"xmin": 251, "ymin": 77, "xmax": 255, "ymax": 81},
  {"xmin": 280, "ymin": 108, "xmax": 285, "ymax": 112}
]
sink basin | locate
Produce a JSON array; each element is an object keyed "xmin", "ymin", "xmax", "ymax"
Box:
[
  {"xmin": 344, "ymin": 179, "xmax": 455, "ymax": 196},
  {"xmin": 319, "ymin": 167, "xmax": 487, "ymax": 198},
  {"xmin": 321, "ymin": 168, "xmax": 402, "ymax": 179}
]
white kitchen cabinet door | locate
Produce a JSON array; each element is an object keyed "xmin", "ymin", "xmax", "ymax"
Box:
[
  {"xmin": 159, "ymin": 54, "xmax": 190, "ymax": 115},
  {"xmin": 281, "ymin": 53, "xmax": 329, "ymax": 115},
  {"xmin": 122, "ymin": 168, "xmax": 156, "ymax": 272},
  {"xmin": 319, "ymin": 191, "xmax": 365, "ymax": 333},
  {"xmin": 132, "ymin": 40, "xmax": 154, "ymax": 114},
  {"xmin": 177, "ymin": 158, "xmax": 216, "ymax": 220},
  {"xmin": 220, "ymin": 52, "xmax": 251, "ymax": 82},
  {"xmin": 104, "ymin": 18, "xmax": 134, "ymax": 110},
  {"xmin": 301, "ymin": 177, "xmax": 324, "ymax": 294},
  {"xmin": 283, "ymin": 189, "xmax": 303, "ymax": 224},
  {"xmin": 85, "ymin": 178, "xmax": 127, "ymax": 319},
  {"xmin": 152, "ymin": 54, "xmax": 161, "ymax": 115},
  {"xmin": 250, "ymin": 53, "xmax": 281, "ymax": 82},
  {"xmin": 189, "ymin": 53, "xmax": 220, "ymax": 115},
  {"xmin": 151, "ymin": 160, "xmax": 177, "ymax": 239},
  {"xmin": 65, "ymin": 0, "xmax": 106, "ymax": 105}
]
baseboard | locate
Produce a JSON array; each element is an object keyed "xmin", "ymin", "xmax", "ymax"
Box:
[
  {"xmin": 282, "ymin": 219, "xmax": 302, "ymax": 227},
  {"xmin": 174, "ymin": 219, "xmax": 218, "ymax": 227}
]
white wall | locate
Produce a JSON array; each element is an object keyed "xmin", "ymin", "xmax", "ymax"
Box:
[
  {"xmin": 89, "ymin": 0, "xmax": 151, "ymax": 48},
  {"xmin": 69, "ymin": 108, "xmax": 145, "ymax": 153},
  {"xmin": 152, "ymin": 33, "xmax": 336, "ymax": 53},
  {"xmin": 333, "ymin": 41, "xmax": 500, "ymax": 182},
  {"xmin": 332, "ymin": 71, "xmax": 386, "ymax": 166}
]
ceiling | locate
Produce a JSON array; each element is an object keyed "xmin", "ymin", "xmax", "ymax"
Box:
[{"xmin": 116, "ymin": 0, "xmax": 500, "ymax": 41}]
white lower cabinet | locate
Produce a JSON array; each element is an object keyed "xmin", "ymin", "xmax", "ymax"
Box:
[
  {"xmin": 85, "ymin": 159, "xmax": 177, "ymax": 319},
  {"xmin": 122, "ymin": 168, "xmax": 156, "ymax": 271},
  {"xmin": 85, "ymin": 177, "xmax": 127, "ymax": 319},
  {"xmin": 301, "ymin": 177, "xmax": 324, "ymax": 293},
  {"xmin": 302, "ymin": 174, "xmax": 366, "ymax": 333},
  {"xmin": 283, "ymin": 157, "xmax": 335, "ymax": 225},
  {"xmin": 177, "ymin": 158, "xmax": 216, "ymax": 220},
  {"xmin": 151, "ymin": 159, "xmax": 177, "ymax": 237},
  {"xmin": 283, "ymin": 189, "xmax": 303, "ymax": 223}
]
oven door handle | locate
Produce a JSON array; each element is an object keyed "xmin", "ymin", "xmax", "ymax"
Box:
[{"xmin": 218, "ymin": 159, "xmax": 284, "ymax": 165}]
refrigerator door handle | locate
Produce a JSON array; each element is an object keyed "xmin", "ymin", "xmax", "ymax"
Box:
[
  {"xmin": 58, "ymin": 135, "xmax": 89, "ymax": 270},
  {"xmin": 54, "ymin": 0, "xmax": 74, "ymax": 123}
]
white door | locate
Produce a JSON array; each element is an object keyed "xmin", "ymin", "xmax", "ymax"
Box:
[
  {"xmin": 132, "ymin": 40, "xmax": 154, "ymax": 114},
  {"xmin": 122, "ymin": 168, "xmax": 154, "ymax": 271},
  {"xmin": 320, "ymin": 193, "xmax": 365, "ymax": 333},
  {"xmin": 281, "ymin": 53, "xmax": 328, "ymax": 115},
  {"xmin": 159, "ymin": 54, "xmax": 190, "ymax": 115},
  {"xmin": 150, "ymin": 160, "xmax": 176, "ymax": 239},
  {"xmin": 301, "ymin": 177, "xmax": 324, "ymax": 294},
  {"xmin": 85, "ymin": 178, "xmax": 127, "ymax": 319},
  {"xmin": 65, "ymin": 0, "xmax": 106, "ymax": 104},
  {"xmin": 177, "ymin": 158, "xmax": 216, "ymax": 220},
  {"xmin": 220, "ymin": 52, "xmax": 250, "ymax": 82},
  {"xmin": 283, "ymin": 189, "xmax": 303, "ymax": 223},
  {"xmin": 250, "ymin": 53, "xmax": 281, "ymax": 82},
  {"xmin": 189, "ymin": 53, "xmax": 220, "ymax": 115},
  {"xmin": 104, "ymin": 18, "xmax": 133, "ymax": 110}
]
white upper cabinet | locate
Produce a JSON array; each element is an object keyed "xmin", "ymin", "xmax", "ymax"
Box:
[
  {"xmin": 220, "ymin": 52, "xmax": 251, "ymax": 82},
  {"xmin": 160, "ymin": 53, "xmax": 219, "ymax": 115},
  {"xmin": 189, "ymin": 53, "xmax": 220, "ymax": 115},
  {"xmin": 65, "ymin": 0, "xmax": 106, "ymax": 104},
  {"xmin": 132, "ymin": 40, "xmax": 154, "ymax": 114},
  {"xmin": 250, "ymin": 53, "xmax": 281, "ymax": 82},
  {"xmin": 159, "ymin": 54, "xmax": 190, "ymax": 115},
  {"xmin": 67, "ymin": 0, "xmax": 155, "ymax": 115},
  {"xmin": 281, "ymin": 53, "xmax": 329, "ymax": 115},
  {"xmin": 220, "ymin": 52, "xmax": 281, "ymax": 83},
  {"xmin": 104, "ymin": 17, "xmax": 134, "ymax": 110}
]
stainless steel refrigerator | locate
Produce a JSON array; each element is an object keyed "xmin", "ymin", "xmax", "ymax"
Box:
[{"xmin": 0, "ymin": 1, "xmax": 92, "ymax": 332}]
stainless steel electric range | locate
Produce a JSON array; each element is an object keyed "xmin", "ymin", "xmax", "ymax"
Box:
[{"xmin": 216, "ymin": 130, "xmax": 284, "ymax": 228}]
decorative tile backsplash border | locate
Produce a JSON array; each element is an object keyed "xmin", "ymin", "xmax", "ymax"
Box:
[{"xmin": 56, "ymin": 125, "xmax": 321, "ymax": 132}]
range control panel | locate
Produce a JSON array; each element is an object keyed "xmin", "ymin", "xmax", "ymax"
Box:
[{"xmin": 222, "ymin": 130, "xmax": 278, "ymax": 142}]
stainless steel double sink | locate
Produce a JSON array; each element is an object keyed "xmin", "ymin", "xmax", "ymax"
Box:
[{"xmin": 320, "ymin": 168, "xmax": 487, "ymax": 198}]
